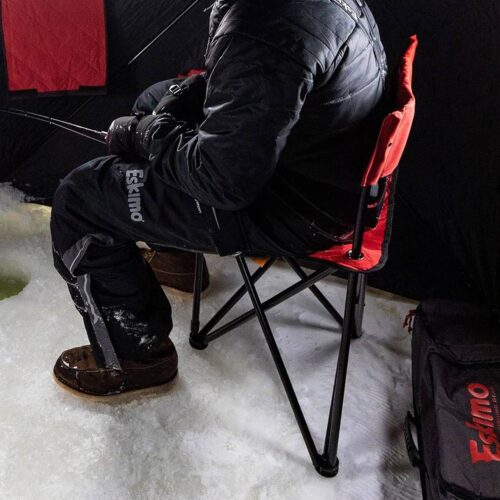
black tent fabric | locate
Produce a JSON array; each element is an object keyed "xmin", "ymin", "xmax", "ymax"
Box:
[
  {"xmin": 366, "ymin": 0, "xmax": 500, "ymax": 309},
  {"xmin": 0, "ymin": 0, "xmax": 499, "ymax": 309}
]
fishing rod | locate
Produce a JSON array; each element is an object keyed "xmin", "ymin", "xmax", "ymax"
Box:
[{"xmin": 0, "ymin": 107, "xmax": 107, "ymax": 145}]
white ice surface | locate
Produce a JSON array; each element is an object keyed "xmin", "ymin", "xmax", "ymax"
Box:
[{"xmin": 0, "ymin": 186, "xmax": 421, "ymax": 499}]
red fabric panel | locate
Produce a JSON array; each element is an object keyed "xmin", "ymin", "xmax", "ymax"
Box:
[
  {"xmin": 309, "ymin": 178, "xmax": 392, "ymax": 271},
  {"xmin": 177, "ymin": 69, "xmax": 206, "ymax": 78},
  {"xmin": 361, "ymin": 35, "xmax": 418, "ymax": 186},
  {"xmin": 1, "ymin": 0, "xmax": 106, "ymax": 93}
]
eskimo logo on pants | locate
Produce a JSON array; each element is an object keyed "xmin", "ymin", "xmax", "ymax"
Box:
[{"xmin": 126, "ymin": 169, "xmax": 145, "ymax": 222}]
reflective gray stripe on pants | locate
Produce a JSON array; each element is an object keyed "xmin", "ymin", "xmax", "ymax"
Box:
[
  {"xmin": 77, "ymin": 274, "xmax": 121, "ymax": 370},
  {"xmin": 62, "ymin": 235, "xmax": 122, "ymax": 370},
  {"xmin": 62, "ymin": 234, "xmax": 94, "ymax": 275}
]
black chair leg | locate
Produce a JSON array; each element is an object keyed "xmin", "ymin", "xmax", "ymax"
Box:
[
  {"xmin": 284, "ymin": 257, "xmax": 343, "ymax": 328},
  {"xmin": 236, "ymin": 255, "xmax": 338, "ymax": 477},
  {"xmin": 189, "ymin": 254, "xmax": 360, "ymax": 478},
  {"xmin": 324, "ymin": 271, "xmax": 359, "ymax": 471},
  {"xmin": 190, "ymin": 252, "xmax": 208, "ymax": 350},
  {"xmin": 351, "ymin": 273, "xmax": 367, "ymax": 339}
]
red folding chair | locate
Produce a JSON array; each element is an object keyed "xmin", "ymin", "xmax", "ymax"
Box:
[{"xmin": 189, "ymin": 36, "xmax": 418, "ymax": 477}]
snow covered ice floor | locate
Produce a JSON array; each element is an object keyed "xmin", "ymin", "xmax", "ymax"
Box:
[{"xmin": 0, "ymin": 186, "xmax": 421, "ymax": 499}]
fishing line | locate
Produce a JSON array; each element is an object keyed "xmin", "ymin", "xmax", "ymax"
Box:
[{"xmin": 128, "ymin": 0, "xmax": 207, "ymax": 65}]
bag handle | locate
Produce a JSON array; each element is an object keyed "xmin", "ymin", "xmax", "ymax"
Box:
[{"xmin": 404, "ymin": 412, "xmax": 425, "ymax": 469}]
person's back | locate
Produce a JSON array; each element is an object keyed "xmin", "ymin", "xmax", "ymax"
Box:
[{"xmin": 204, "ymin": 0, "xmax": 387, "ymax": 251}]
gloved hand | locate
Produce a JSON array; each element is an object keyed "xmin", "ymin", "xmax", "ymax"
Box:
[
  {"xmin": 106, "ymin": 113, "xmax": 180, "ymax": 159},
  {"xmin": 153, "ymin": 73, "xmax": 206, "ymax": 125},
  {"xmin": 106, "ymin": 73, "xmax": 205, "ymax": 157},
  {"xmin": 106, "ymin": 115, "xmax": 139, "ymax": 156}
]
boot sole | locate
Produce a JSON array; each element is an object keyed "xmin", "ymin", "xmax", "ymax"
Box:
[{"xmin": 53, "ymin": 370, "xmax": 178, "ymax": 403}]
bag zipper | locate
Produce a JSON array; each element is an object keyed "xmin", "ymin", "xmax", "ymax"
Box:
[{"xmin": 416, "ymin": 306, "xmax": 500, "ymax": 368}]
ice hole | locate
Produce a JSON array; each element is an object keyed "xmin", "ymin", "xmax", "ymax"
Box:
[{"xmin": 0, "ymin": 263, "xmax": 29, "ymax": 300}]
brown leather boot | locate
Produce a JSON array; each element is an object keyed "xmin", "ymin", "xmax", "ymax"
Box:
[
  {"xmin": 53, "ymin": 339, "xmax": 178, "ymax": 398},
  {"xmin": 142, "ymin": 248, "xmax": 209, "ymax": 293}
]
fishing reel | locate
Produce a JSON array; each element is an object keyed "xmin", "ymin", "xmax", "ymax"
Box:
[{"xmin": 106, "ymin": 115, "xmax": 139, "ymax": 156}]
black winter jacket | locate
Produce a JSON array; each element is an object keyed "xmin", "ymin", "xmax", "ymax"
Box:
[{"xmin": 148, "ymin": 0, "xmax": 387, "ymax": 252}]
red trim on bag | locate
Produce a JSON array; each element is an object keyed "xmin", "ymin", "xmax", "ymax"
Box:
[
  {"xmin": 1, "ymin": 0, "xmax": 107, "ymax": 93},
  {"xmin": 404, "ymin": 310, "xmax": 416, "ymax": 333}
]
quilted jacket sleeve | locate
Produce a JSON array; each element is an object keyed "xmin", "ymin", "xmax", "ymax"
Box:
[{"xmin": 148, "ymin": 33, "xmax": 315, "ymax": 211}]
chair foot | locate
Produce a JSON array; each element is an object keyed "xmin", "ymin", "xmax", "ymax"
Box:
[
  {"xmin": 189, "ymin": 336, "xmax": 209, "ymax": 350},
  {"xmin": 351, "ymin": 327, "xmax": 363, "ymax": 340},
  {"xmin": 315, "ymin": 458, "xmax": 339, "ymax": 478}
]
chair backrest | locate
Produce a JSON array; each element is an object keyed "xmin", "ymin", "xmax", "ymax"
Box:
[
  {"xmin": 309, "ymin": 36, "xmax": 418, "ymax": 272},
  {"xmin": 362, "ymin": 35, "xmax": 418, "ymax": 187}
]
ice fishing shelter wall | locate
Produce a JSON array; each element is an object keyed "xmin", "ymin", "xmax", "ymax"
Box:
[
  {"xmin": 0, "ymin": 0, "xmax": 212, "ymax": 195},
  {"xmin": 0, "ymin": 0, "xmax": 499, "ymax": 309}
]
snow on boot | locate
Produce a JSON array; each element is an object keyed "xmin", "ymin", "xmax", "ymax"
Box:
[
  {"xmin": 142, "ymin": 249, "xmax": 209, "ymax": 293},
  {"xmin": 53, "ymin": 339, "xmax": 178, "ymax": 398}
]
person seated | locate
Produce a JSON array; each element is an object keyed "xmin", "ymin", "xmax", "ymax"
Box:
[{"xmin": 51, "ymin": 0, "xmax": 388, "ymax": 397}]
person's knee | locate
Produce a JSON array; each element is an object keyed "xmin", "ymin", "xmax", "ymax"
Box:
[
  {"xmin": 52, "ymin": 172, "xmax": 75, "ymax": 217},
  {"xmin": 51, "ymin": 157, "xmax": 109, "ymax": 251},
  {"xmin": 52, "ymin": 164, "xmax": 87, "ymax": 229},
  {"xmin": 50, "ymin": 180, "xmax": 81, "ymax": 259},
  {"xmin": 52, "ymin": 156, "xmax": 112, "ymax": 215}
]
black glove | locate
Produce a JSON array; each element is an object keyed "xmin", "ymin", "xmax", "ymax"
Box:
[
  {"xmin": 134, "ymin": 114, "xmax": 176, "ymax": 159},
  {"xmin": 106, "ymin": 113, "xmax": 182, "ymax": 159},
  {"xmin": 106, "ymin": 115, "xmax": 139, "ymax": 156},
  {"xmin": 153, "ymin": 73, "xmax": 206, "ymax": 125}
]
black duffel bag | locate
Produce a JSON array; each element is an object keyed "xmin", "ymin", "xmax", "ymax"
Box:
[{"xmin": 404, "ymin": 299, "xmax": 500, "ymax": 499}]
